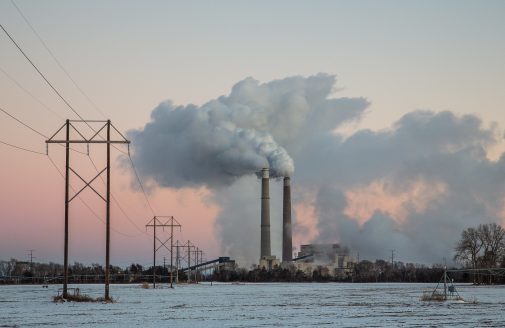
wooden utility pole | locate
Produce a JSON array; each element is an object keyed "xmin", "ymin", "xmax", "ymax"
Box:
[
  {"xmin": 175, "ymin": 240, "xmax": 180, "ymax": 283},
  {"xmin": 168, "ymin": 217, "xmax": 181, "ymax": 288},
  {"xmin": 184, "ymin": 240, "xmax": 195, "ymax": 283},
  {"xmin": 145, "ymin": 216, "xmax": 180, "ymax": 288},
  {"xmin": 27, "ymin": 249, "xmax": 35, "ymax": 273},
  {"xmin": 46, "ymin": 120, "xmax": 129, "ymax": 300}
]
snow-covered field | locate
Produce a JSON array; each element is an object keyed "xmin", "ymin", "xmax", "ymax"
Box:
[{"xmin": 1, "ymin": 282, "xmax": 504, "ymax": 327}]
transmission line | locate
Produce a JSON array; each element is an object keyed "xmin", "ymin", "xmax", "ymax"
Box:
[
  {"xmin": 0, "ymin": 139, "xmax": 45, "ymax": 155},
  {"xmin": 127, "ymin": 154, "xmax": 156, "ymax": 216},
  {"xmin": 0, "ymin": 19, "xmax": 129, "ymax": 157},
  {"xmin": 0, "ymin": 66, "xmax": 65, "ymax": 121},
  {"xmin": 87, "ymin": 154, "xmax": 149, "ymax": 236},
  {"xmin": 0, "ymin": 23, "xmax": 85, "ymax": 122},
  {"xmin": 0, "ymin": 137, "xmax": 140, "ymax": 238},
  {"xmin": 0, "ymin": 105, "xmax": 47, "ymax": 138},
  {"xmin": 1, "ymin": 20, "xmax": 156, "ymax": 232},
  {"xmin": 10, "ymin": 0, "xmax": 107, "ymax": 120},
  {"xmin": 0, "ymin": 105, "xmax": 87, "ymax": 155},
  {"xmin": 47, "ymin": 155, "xmax": 140, "ymax": 238}
]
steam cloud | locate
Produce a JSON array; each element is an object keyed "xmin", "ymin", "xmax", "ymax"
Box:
[
  {"xmin": 129, "ymin": 73, "xmax": 505, "ymax": 266},
  {"xmin": 128, "ymin": 79, "xmax": 302, "ymax": 188}
]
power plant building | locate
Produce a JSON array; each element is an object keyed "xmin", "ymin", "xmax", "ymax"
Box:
[
  {"xmin": 256, "ymin": 168, "xmax": 353, "ymax": 275},
  {"xmin": 295, "ymin": 243, "xmax": 354, "ymax": 277}
]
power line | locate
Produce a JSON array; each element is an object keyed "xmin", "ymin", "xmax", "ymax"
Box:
[
  {"xmin": 127, "ymin": 154, "xmax": 156, "ymax": 216},
  {"xmin": 10, "ymin": 0, "xmax": 107, "ymax": 120},
  {"xmin": 0, "ymin": 18, "xmax": 129, "ymax": 158},
  {"xmin": 47, "ymin": 154, "xmax": 139, "ymax": 238},
  {"xmin": 87, "ymin": 154, "xmax": 149, "ymax": 236},
  {"xmin": 1, "ymin": 20, "xmax": 156, "ymax": 234},
  {"xmin": 0, "ymin": 23, "xmax": 85, "ymax": 122},
  {"xmin": 0, "ymin": 119, "xmax": 138, "ymax": 237},
  {"xmin": 0, "ymin": 105, "xmax": 88, "ymax": 155},
  {"xmin": 0, "ymin": 22, "xmax": 130, "ymax": 157},
  {"xmin": 0, "ymin": 105, "xmax": 47, "ymax": 138},
  {"xmin": 0, "ymin": 141, "xmax": 135, "ymax": 238},
  {"xmin": 0, "ymin": 104, "xmax": 151, "ymax": 226},
  {"xmin": 2, "ymin": 16, "xmax": 135, "ymax": 158},
  {"xmin": 0, "ymin": 66, "xmax": 65, "ymax": 121},
  {"xmin": 0, "ymin": 81, "xmax": 149, "ymax": 239},
  {"xmin": 0, "ymin": 139, "xmax": 45, "ymax": 155}
]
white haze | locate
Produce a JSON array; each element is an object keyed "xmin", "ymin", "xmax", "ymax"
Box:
[{"xmin": 129, "ymin": 73, "xmax": 505, "ymax": 266}]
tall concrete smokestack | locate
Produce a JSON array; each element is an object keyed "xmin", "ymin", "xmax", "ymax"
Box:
[
  {"xmin": 260, "ymin": 168, "xmax": 271, "ymax": 258},
  {"xmin": 282, "ymin": 176, "xmax": 292, "ymax": 262}
]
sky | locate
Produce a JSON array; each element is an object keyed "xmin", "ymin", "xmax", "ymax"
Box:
[{"xmin": 0, "ymin": 0, "xmax": 504, "ymax": 267}]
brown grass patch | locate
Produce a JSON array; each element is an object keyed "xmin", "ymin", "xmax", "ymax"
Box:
[
  {"xmin": 420, "ymin": 292, "xmax": 446, "ymax": 302},
  {"xmin": 53, "ymin": 294, "xmax": 115, "ymax": 303},
  {"xmin": 420, "ymin": 292, "xmax": 466, "ymax": 302}
]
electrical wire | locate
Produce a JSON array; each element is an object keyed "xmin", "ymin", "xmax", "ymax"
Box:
[
  {"xmin": 0, "ymin": 106, "xmax": 151, "ymax": 239},
  {"xmin": 127, "ymin": 154, "xmax": 156, "ymax": 216},
  {"xmin": 0, "ymin": 105, "xmax": 47, "ymax": 138},
  {"xmin": 0, "ymin": 138, "xmax": 138, "ymax": 238},
  {"xmin": 0, "ymin": 23, "xmax": 85, "ymax": 122},
  {"xmin": 47, "ymin": 154, "xmax": 140, "ymax": 238},
  {"xmin": 0, "ymin": 21, "xmax": 129, "ymax": 157},
  {"xmin": 10, "ymin": 0, "xmax": 108, "ymax": 120},
  {"xmin": 87, "ymin": 154, "xmax": 149, "ymax": 236},
  {"xmin": 0, "ymin": 105, "xmax": 88, "ymax": 155},
  {"xmin": 0, "ymin": 66, "xmax": 65, "ymax": 121},
  {"xmin": 1, "ymin": 19, "xmax": 157, "ymax": 238},
  {"xmin": 0, "ymin": 139, "xmax": 45, "ymax": 155}
]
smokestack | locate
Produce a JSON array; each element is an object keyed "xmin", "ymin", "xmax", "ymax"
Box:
[
  {"xmin": 282, "ymin": 176, "xmax": 292, "ymax": 262},
  {"xmin": 260, "ymin": 168, "xmax": 271, "ymax": 258}
]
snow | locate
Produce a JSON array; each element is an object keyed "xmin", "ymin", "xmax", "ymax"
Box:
[{"xmin": 1, "ymin": 283, "xmax": 504, "ymax": 327}]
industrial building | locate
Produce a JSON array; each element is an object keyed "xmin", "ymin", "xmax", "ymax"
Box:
[
  {"xmin": 295, "ymin": 243, "xmax": 354, "ymax": 277},
  {"xmin": 256, "ymin": 167, "xmax": 354, "ymax": 276}
]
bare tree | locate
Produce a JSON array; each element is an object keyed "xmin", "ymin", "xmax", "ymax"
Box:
[
  {"xmin": 454, "ymin": 227, "xmax": 482, "ymax": 283},
  {"xmin": 478, "ymin": 223, "xmax": 505, "ymax": 268}
]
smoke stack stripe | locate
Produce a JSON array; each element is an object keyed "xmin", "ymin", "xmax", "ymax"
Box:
[
  {"xmin": 260, "ymin": 168, "xmax": 271, "ymax": 258},
  {"xmin": 282, "ymin": 176, "xmax": 292, "ymax": 262}
]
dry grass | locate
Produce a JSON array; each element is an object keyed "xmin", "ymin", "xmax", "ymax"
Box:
[
  {"xmin": 53, "ymin": 294, "xmax": 115, "ymax": 303},
  {"xmin": 420, "ymin": 292, "xmax": 467, "ymax": 302},
  {"xmin": 53, "ymin": 294, "xmax": 92, "ymax": 302},
  {"xmin": 420, "ymin": 292, "xmax": 446, "ymax": 302}
]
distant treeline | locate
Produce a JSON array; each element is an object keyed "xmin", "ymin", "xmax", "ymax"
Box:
[
  {"xmin": 2, "ymin": 258, "xmax": 504, "ymax": 284},
  {"xmin": 212, "ymin": 261, "xmax": 496, "ymax": 284},
  {"xmin": 0, "ymin": 260, "xmax": 191, "ymax": 285}
]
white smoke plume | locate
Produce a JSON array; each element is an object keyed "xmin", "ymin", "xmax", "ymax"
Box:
[
  {"xmin": 129, "ymin": 73, "xmax": 504, "ymax": 266},
  {"xmin": 128, "ymin": 102, "xmax": 293, "ymax": 188}
]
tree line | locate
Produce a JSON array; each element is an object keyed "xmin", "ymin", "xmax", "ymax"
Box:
[
  {"xmin": 0, "ymin": 260, "xmax": 190, "ymax": 285},
  {"xmin": 212, "ymin": 261, "xmax": 473, "ymax": 283}
]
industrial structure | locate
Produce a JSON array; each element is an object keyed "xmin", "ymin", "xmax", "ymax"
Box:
[
  {"xmin": 259, "ymin": 168, "xmax": 279, "ymax": 269},
  {"xmin": 282, "ymin": 177, "xmax": 292, "ymax": 262},
  {"xmin": 258, "ymin": 168, "xmax": 293, "ymax": 270},
  {"xmin": 260, "ymin": 168, "xmax": 271, "ymax": 259},
  {"xmin": 295, "ymin": 243, "xmax": 354, "ymax": 277},
  {"xmin": 46, "ymin": 119, "xmax": 129, "ymax": 301}
]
